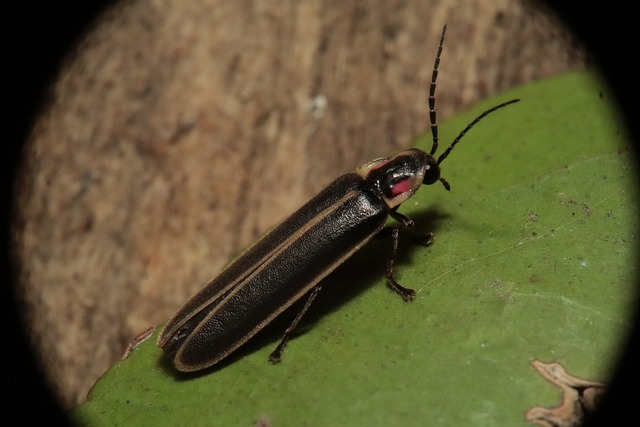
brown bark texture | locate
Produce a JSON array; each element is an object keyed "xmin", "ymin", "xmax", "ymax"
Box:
[{"xmin": 13, "ymin": 0, "xmax": 587, "ymax": 409}]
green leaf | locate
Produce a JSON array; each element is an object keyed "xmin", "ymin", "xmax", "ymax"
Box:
[{"xmin": 71, "ymin": 71, "xmax": 636, "ymax": 426}]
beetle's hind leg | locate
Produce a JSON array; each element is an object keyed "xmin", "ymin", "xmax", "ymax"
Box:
[{"xmin": 269, "ymin": 285, "xmax": 322, "ymax": 363}]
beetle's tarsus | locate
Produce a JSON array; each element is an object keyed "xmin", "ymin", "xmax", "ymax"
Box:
[
  {"xmin": 415, "ymin": 232, "xmax": 435, "ymax": 246},
  {"xmin": 387, "ymin": 277, "xmax": 416, "ymax": 302},
  {"xmin": 268, "ymin": 349, "xmax": 283, "ymax": 364}
]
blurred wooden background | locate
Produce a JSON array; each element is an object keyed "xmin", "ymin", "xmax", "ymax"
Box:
[{"xmin": 13, "ymin": 0, "xmax": 587, "ymax": 408}]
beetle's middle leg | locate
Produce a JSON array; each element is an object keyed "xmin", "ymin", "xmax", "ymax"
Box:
[
  {"xmin": 269, "ymin": 285, "xmax": 322, "ymax": 363},
  {"xmin": 377, "ymin": 210, "xmax": 435, "ymax": 301},
  {"xmin": 375, "ymin": 226, "xmax": 416, "ymax": 301}
]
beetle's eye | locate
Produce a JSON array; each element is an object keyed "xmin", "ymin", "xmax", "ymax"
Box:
[{"xmin": 422, "ymin": 162, "xmax": 441, "ymax": 185}]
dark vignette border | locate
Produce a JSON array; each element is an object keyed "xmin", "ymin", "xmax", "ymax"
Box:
[{"xmin": 1, "ymin": 2, "xmax": 637, "ymax": 425}]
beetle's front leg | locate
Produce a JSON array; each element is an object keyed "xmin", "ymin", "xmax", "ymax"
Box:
[
  {"xmin": 375, "ymin": 227, "xmax": 416, "ymax": 302},
  {"xmin": 390, "ymin": 209, "xmax": 434, "ymax": 246}
]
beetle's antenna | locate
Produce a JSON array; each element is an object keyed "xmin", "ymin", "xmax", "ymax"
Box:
[
  {"xmin": 436, "ymin": 98, "xmax": 520, "ymax": 165},
  {"xmin": 428, "ymin": 25, "xmax": 447, "ymax": 156}
]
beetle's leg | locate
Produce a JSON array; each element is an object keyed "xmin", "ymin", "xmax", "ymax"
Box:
[
  {"xmin": 376, "ymin": 227, "xmax": 416, "ymax": 302},
  {"xmin": 390, "ymin": 210, "xmax": 434, "ymax": 246},
  {"xmin": 269, "ymin": 285, "xmax": 322, "ymax": 363}
]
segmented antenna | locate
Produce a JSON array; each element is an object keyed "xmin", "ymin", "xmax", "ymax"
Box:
[
  {"xmin": 425, "ymin": 25, "xmax": 519, "ymax": 190},
  {"xmin": 428, "ymin": 25, "xmax": 447, "ymax": 156},
  {"xmin": 436, "ymin": 98, "xmax": 520, "ymax": 165}
]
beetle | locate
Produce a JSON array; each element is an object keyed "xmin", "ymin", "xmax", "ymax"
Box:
[{"xmin": 157, "ymin": 25, "xmax": 519, "ymax": 372}]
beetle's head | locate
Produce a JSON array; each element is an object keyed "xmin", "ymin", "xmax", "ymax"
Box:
[
  {"xmin": 357, "ymin": 148, "xmax": 443, "ymax": 209},
  {"xmin": 356, "ymin": 99, "xmax": 521, "ymax": 210}
]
